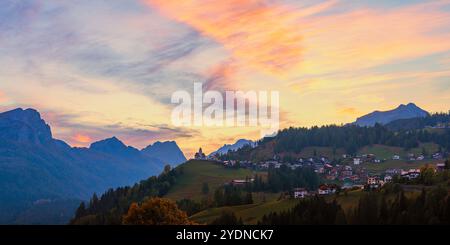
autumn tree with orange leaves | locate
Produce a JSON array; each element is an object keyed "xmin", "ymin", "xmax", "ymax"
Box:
[{"xmin": 123, "ymin": 197, "xmax": 195, "ymax": 225}]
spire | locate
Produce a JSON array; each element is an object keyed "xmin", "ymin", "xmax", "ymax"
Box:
[{"xmin": 195, "ymin": 147, "xmax": 206, "ymax": 160}]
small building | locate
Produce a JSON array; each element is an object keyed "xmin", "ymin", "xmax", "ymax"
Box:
[
  {"xmin": 392, "ymin": 155, "xmax": 400, "ymax": 160},
  {"xmin": 436, "ymin": 163, "xmax": 446, "ymax": 172},
  {"xmin": 367, "ymin": 176, "xmax": 382, "ymax": 189},
  {"xmin": 401, "ymin": 169, "xmax": 421, "ymax": 180},
  {"xmin": 231, "ymin": 179, "xmax": 254, "ymax": 186},
  {"xmin": 293, "ymin": 188, "xmax": 308, "ymax": 199},
  {"xmin": 367, "ymin": 176, "xmax": 379, "ymax": 185},
  {"xmin": 224, "ymin": 160, "xmax": 237, "ymax": 167},
  {"xmin": 385, "ymin": 169, "xmax": 402, "ymax": 175},
  {"xmin": 341, "ymin": 165, "xmax": 353, "ymax": 177},
  {"xmin": 194, "ymin": 148, "xmax": 206, "ymax": 160},
  {"xmin": 384, "ymin": 175, "xmax": 393, "ymax": 183},
  {"xmin": 353, "ymin": 158, "xmax": 361, "ymax": 165},
  {"xmin": 349, "ymin": 175, "xmax": 360, "ymax": 182},
  {"xmin": 432, "ymin": 153, "xmax": 443, "ymax": 159},
  {"xmin": 318, "ymin": 184, "xmax": 337, "ymax": 195},
  {"xmin": 325, "ymin": 175, "xmax": 337, "ymax": 181}
]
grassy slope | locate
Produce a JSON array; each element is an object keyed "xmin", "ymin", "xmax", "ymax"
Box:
[
  {"xmin": 358, "ymin": 143, "xmax": 440, "ymax": 160},
  {"xmin": 163, "ymin": 160, "xmax": 288, "ymax": 224},
  {"xmin": 167, "ymin": 147, "xmax": 442, "ymax": 224},
  {"xmin": 361, "ymin": 160, "xmax": 441, "ymax": 174},
  {"xmin": 191, "ymin": 188, "xmax": 427, "ymax": 224},
  {"xmin": 357, "ymin": 143, "xmax": 441, "ymax": 174},
  {"xmin": 190, "ymin": 196, "xmax": 299, "ymax": 225},
  {"xmin": 165, "ymin": 160, "xmax": 261, "ymax": 201}
]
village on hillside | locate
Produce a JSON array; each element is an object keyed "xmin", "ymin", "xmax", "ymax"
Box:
[{"xmin": 192, "ymin": 147, "xmax": 448, "ymax": 199}]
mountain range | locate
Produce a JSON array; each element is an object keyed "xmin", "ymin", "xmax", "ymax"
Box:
[
  {"xmin": 209, "ymin": 139, "xmax": 256, "ymax": 156},
  {"xmin": 0, "ymin": 108, "xmax": 185, "ymax": 224},
  {"xmin": 142, "ymin": 141, "xmax": 187, "ymax": 166},
  {"xmin": 0, "ymin": 103, "xmax": 434, "ymax": 224},
  {"xmin": 354, "ymin": 103, "xmax": 429, "ymax": 127}
]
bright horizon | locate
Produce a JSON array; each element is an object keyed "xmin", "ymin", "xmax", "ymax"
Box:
[{"xmin": 1, "ymin": 0, "xmax": 450, "ymax": 157}]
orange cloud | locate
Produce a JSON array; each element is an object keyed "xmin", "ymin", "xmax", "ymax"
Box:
[
  {"xmin": 145, "ymin": 0, "xmax": 328, "ymax": 75},
  {"xmin": 203, "ymin": 60, "xmax": 239, "ymax": 91},
  {"xmin": 0, "ymin": 91, "xmax": 6, "ymax": 103},
  {"xmin": 339, "ymin": 107, "xmax": 359, "ymax": 116},
  {"xmin": 299, "ymin": 1, "xmax": 450, "ymax": 76},
  {"xmin": 73, "ymin": 134, "xmax": 92, "ymax": 144}
]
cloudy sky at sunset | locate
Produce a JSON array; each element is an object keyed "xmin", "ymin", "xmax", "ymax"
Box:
[{"xmin": 1, "ymin": 0, "xmax": 450, "ymax": 157}]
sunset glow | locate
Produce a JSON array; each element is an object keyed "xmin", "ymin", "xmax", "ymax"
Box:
[{"xmin": 1, "ymin": 0, "xmax": 450, "ymax": 157}]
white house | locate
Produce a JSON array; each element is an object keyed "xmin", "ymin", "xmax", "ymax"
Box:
[
  {"xmin": 231, "ymin": 179, "xmax": 254, "ymax": 186},
  {"xmin": 437, "ymin": 163, "xmax": 446, "ymax": 171},
  {"xmin": 318, "ymin": 185, "xmax": 337, "ymax": 195},
  {"xmin": 367, "ymin": 176, "xmax": 379, "ymax": 185},
  {"xmin": 401, "ymin": 169, "xmax": 421, "ymax": 180},
  {"xmin": 384, "ymin": 175, "xmax": 393, "ymax": 183},
  {"xmin": 293, "ymin": 188, "xmax": 308, "ymax": 199},
  {"xmin": 432, "ymin": 153, "xmax": 443, "ymax": 159},
  {"xmin": 353, "ymin": 158, "xmax": 361, "ymax": 165}
]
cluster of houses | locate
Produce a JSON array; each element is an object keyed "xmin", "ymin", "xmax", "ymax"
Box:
[
  {"xmin": 351, "ymin": 154, "xmax": 383, "ymax": 165},
  {"xmin": 200, "ymin": 146, "xmax": 448, "ymax": 198},
  {"xmin": 382, "ymin": 163, "xmax": 447, "ymax": 181},
  {"xmin": 353, "ymin": 152, "xmax": 444, "ymax": 163},
  {"xmin": 365, "ymin": 165, "xmax": 448, "ymax": 188},
  {"xmin": 320, "ymin": 164, "xmax": 366, "ymax": 183},
  {"xmin": 214, "ymin": 154, "xmax": 383, "ymax": 187},
  {"xmin": 392, "ymin": 152, "xmax": 445, "ymax": 161},
  {"xmin": 292, "ymin": 184, "xmax": 340, "ymax": 199},
  {"xmin": 365, "ymin": 175, "xmax": 392, "ymax": 189}
]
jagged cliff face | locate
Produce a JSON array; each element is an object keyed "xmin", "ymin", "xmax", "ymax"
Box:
[
  {"xmin": 0, "ymin": 108, "xmax": 52, "ymax": 145},
  {"xmin": 141, "ymin": 141, "xmax": 187, "ymax": 166},
  {"xmin": 0, "ymin": 108, "xmax": 175, "ymax": 224}
]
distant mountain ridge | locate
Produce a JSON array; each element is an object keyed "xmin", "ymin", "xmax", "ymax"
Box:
[
  {"xmin": 0, "ymin": 108, "xmax": 52, "ymax": 144},
  {"xmin": 354, "ymin": 103, "xmax": 429, "ymax": 127},
  {"xmin": 0, "ymin": 108, "xmax": 185, "ymax": 224},
  {"xmin": 90, "ymin": 136, "xmax": 140, "ymax": 157},
  {"xmin": 142, "ymin": 141, "xmax": 186, "ymax": 166},
  {"xmin": 209, "ymin": 139, "xmax": 256, "ymax": 156}
]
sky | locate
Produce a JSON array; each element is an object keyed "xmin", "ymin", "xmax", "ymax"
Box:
[{"xmin": 1, "ymin": 0, "xmax": 450, "ymax": 157}]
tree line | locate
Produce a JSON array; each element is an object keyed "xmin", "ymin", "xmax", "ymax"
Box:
[
  {"xmin": 259, "ymin": 184, "xmax": 450, "ymax": 225},
  {"xmin": 270, "ymin": 124, "xmax": 450, "ymax": 156},
  {"xmin": 222, "ymin": 116, "xmax": 450, "ymax": 161},
  {"xmin": 252, "ymin": 165, "xmax": 319, "ymax": 193},
  {"xmin": 71, "ymin": 165, "xmax": 181, "ymax": 225}
]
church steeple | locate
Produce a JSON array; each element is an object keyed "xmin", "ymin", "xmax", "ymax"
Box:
[{"xmin": 195, "ymin": 147, "xmax": 206, "ymax": 160}]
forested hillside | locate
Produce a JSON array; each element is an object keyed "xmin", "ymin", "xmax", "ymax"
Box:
[{"xmin": 223, "ymin": 114, "xmax": 450, "ymax": 162}]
